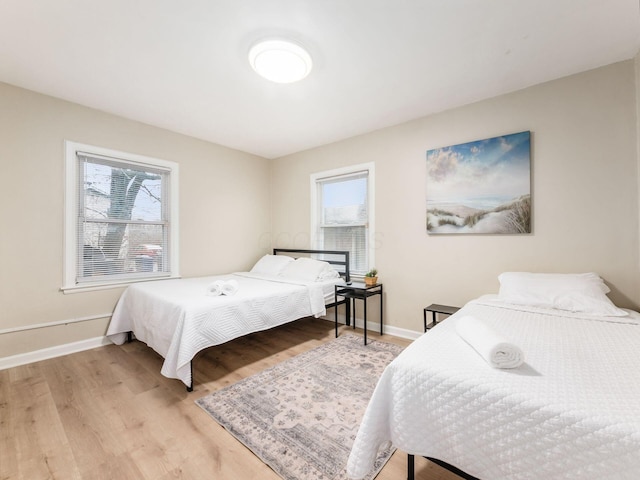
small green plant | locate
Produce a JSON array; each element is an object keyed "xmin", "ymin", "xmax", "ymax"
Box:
[{"xmin": 365, "ymin": 268, "xmax": 378, "ymax": 278}]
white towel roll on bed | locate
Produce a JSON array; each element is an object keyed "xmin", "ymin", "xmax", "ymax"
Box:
[
  {"xmin": 455, "ymin": 315, "xmax": 525, "ymax": 368},
  {"xmin": 206, "ymin": 280, "xmax": 225, "ymax": 296},
  {"xmin": 221, "ymin": 279, "xmax": 239, "ymax": 296}
]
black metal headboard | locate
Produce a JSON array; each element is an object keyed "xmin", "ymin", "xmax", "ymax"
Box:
[{"xmin": 273, "ymin": 248, "xmax": 350, "ymax": 284}]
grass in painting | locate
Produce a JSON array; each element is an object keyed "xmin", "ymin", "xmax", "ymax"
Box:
[
  {"xmin": 464, "ymin": 212, "xmax": 486, "ymax": 227},
  {"xmin": 503, "ymin": 195, "xmax": 531, "ymax": 233},
  {"xmin": 437, "ymin": 217, "xmax": 459, "ymax": 227},
  {"xmin": 428, "ymin": 194, "xmax": 531, "ymax": 234},
  {"xmin": 429, "ymin": 208, "xmax": 455, "ymax": 216}
]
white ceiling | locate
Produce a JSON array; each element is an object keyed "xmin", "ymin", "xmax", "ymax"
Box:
[{"xmin": 1, "ymin": 1, "xmax": 639, "ymax": 159}]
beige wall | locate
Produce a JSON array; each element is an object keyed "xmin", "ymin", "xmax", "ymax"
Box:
[
  {"xmin": 2, "ymin": 57, "xmax": 638, "ymax": 358},
  {"xmin": 0, "ymin": 82, "xmax": 271, "ymax": 357},
  {"xmin": 636, "ymin": 51, "xmax": 640, "ymax": 265},
  {"xmin": 271, "ymin": 60, "xmax": 640, "ymax": 333}
]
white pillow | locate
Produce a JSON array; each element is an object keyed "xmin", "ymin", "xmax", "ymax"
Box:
[
  {"xmin": 250, "ymin": 254, "xmax": 294, "ymax": 276},
  {"xmin": 318, "ymin": 267, "xmax": 340, "ymax": 280},
  {"xmin": 279, "ymin": 258, "xmax": 335, "ymax": 282},
  {"xmin": 498, "ymin": 272, "xmax": 627, "ymax": 317}
]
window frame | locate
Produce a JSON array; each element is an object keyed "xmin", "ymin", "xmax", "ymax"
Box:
[
  {"xmin": 310, "ymin": 162, "xmax": 375, "ymax": 278},
  {"xmin": 62, "ymin": 141, "xmax": 180, "ymax": 293}
]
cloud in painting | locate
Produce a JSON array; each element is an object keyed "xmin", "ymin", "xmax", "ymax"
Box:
[
  {"xmin": 426, "ymin": 131, "xmax": 530, "ymax": 203},
  {"xmin": 499, "ymin": 136, "xmax": 514, "ymax": 153},
  {"xmin": 427, "ymin": 148, "xmax": 461, "ymax": 182}
]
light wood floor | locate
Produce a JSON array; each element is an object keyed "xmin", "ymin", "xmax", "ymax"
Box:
[{"xmin": 1, "ymin": 319, "xmax": 462, "ymax": 480}]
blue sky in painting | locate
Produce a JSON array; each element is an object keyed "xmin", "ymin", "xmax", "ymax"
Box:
[{"xmin": 426, "ymin": 131, "xmax": 530, "ymax": 206}]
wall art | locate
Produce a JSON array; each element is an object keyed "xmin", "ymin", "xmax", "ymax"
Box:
[{"xmin": 426, "ymin": 130, "xmax": 531, "ymax": 234}]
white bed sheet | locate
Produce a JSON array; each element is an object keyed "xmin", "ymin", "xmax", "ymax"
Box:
[
  {"xmin": 347, "ymin": 296, "xmax": 640, "ymax": 480},
  {"xmin": 107, "ymin": 272, "xmax": 344, "ymax": 386}
]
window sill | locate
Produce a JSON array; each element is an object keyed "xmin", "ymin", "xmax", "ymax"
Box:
[{"xmin": 61, "ymin": 275, "xmax": 181, "ymax": 294}]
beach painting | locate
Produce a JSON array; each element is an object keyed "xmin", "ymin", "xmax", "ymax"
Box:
[{"xmin": 426, "ymin": 131, "xmax": 531, "ymax": 234}]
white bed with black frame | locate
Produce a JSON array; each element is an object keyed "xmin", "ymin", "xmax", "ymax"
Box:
[
  {"xmin": 106, "ymin": 248, "xmax": 350, "ymax": 391},
  {"xmin": 347, "ymin": 272, "xmax": 640, "ymax": 480}
]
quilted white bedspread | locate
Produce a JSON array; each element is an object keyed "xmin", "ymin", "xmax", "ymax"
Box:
[
  {"xmin": 107, "ymin": 272, "xmax": 334, "ymax": 386},
  {"xmin": 347, "ymin": 296, "xmax": 640, "ymax": 480}
]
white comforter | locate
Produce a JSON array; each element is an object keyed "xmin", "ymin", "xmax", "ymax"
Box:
[
  {"xmin": 347, "ymin": 296, "xmax": 640, "ymax": 480},
  {"xmin": 107, "ymin": 272, "xmax": 334, "ymax": 386}
]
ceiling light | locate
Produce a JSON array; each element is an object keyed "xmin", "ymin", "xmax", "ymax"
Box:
[{"xmin": 249, "ymin": 39, "xmax": 312, "ymax": 84}]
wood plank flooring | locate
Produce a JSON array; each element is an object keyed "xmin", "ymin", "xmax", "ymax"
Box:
[{"xmin": 1, "ymin": 319, "xmax": 461, "ymax": 480}]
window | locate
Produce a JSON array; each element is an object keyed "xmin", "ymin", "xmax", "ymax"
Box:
[
  {"xmin": 311, "ymin": 163, "xmax": 374, "ymax": 276},
  {"xmin": 63, "ymin": 141, "xmax": 179, "ymax": 292}
]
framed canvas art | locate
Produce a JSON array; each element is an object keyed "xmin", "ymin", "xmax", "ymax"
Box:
[{"xmin": 426, "ymin": 131, "xmax": 531, "ymax": 234}]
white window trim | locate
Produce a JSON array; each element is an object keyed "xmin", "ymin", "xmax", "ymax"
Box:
[
  {"xmin": 310, "ymin": 162, "xmax": 375, "ymax": 278},
  {"xmin": 62, "ymin": 141, "xmax": 180, "ymax": 294}
]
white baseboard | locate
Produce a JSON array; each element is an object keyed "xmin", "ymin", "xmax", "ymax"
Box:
[
  {"xmin": 0, "ymin": 336, "xmax": 112, "ymax": 371},
  {"xmin": 1, "ymin": 316, "xmax": 422, "ymax": 371},
  {"xmin": 381, "ymin": 323, "xmax": 423, "ymax": 341},
  {"xmin": 320, "ymin": 315, "xmax": 422, "ymax": 341}
]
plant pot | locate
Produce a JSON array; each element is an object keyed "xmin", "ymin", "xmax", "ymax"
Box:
[{"xmin": 364, "ymin": 276, "xmax": 378, "ymax": 286}]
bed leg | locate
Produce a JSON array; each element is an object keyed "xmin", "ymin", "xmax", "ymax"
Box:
[
  {"xmin": 407, "ymin": 454, "xmax": 415, "ymax": 480},
  {"xmin": 186, "ymin": 361, "xmax": 194, "ymax": 392},
  {"xmin": 126, "ymin": 331, "xmax": 133, "ymax": 343}
]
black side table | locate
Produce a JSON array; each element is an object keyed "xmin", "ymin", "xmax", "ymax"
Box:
[
  {"xmin": 335, "ymin": 283, "xmax": 383, "ymax": 345},
  {"xmin": 423, "ymin": 303, "xmax": 460, "ymax": 331}
]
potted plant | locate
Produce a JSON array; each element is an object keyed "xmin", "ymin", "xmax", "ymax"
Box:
[{"xmin": 364, "ymin": 268, "xmax": 378, "ymax": 286}]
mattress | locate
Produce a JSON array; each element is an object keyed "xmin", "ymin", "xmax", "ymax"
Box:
[
  {"xmin": 107, "ymin": 272, "xmax": 345, "ymax": 386},
  {"xmin": 347, "ymin": 296, "xmax": 640, "ymax": 480}
]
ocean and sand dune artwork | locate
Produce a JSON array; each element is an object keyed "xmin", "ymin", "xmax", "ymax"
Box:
[{"xmin": 426, "ymin": 131, "xmax": 531, "ymax": 234}]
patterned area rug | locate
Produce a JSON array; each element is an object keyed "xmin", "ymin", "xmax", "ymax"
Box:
[{"xmin": 196, "ymin": 334, "xmax": 403, "ymax": 480}]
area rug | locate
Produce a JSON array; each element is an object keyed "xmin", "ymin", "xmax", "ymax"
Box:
[{"xmin": 196, "ymin": 334, "xmax": 403, "ymax": 480}]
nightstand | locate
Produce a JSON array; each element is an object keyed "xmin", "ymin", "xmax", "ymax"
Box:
[
  {"xmin": 423, "ymin": 304, "xmax": 460, "ymax": 331},
  {"xmin": 335, "ymin": 283, "xmax": 383, "ymax": 345}
]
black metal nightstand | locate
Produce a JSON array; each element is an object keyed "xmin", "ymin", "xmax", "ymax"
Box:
[
  {"xmin": 423, "ymin": 304, "xmax": 460, "ymax": 331},
  {"xmin": 335, "ymin": 282, "xmax": 383, "ymax": 345}
]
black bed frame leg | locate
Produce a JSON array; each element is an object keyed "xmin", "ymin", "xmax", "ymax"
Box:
[{"xmin": 408, "ymin": 454, "xmax": 415, "ymax": 480}]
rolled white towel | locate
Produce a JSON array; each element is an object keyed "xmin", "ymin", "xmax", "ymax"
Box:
[
  {"xmin": 455, "ymin": 315, "xmax": 524, "ymax": 369},
  {"xmin": 206, "ymin": 280, "xmax": 225, "ymax": 296},
  {"xmin": 221, "ymin": 279, "xmax": 239, "ymax": 296}
]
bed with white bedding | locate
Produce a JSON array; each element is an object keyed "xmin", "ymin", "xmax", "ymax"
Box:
[
  {"xmin": 107, "ymin": 249, "xmax": 349, "ymax": 390},
  {"xmin": 347, "ymin": 273, "xmax": 640, "ymax": 480}
]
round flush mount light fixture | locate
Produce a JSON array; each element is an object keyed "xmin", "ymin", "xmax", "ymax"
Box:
[{"xmin": 248, "ymin": 39, "xmax": 312, "ymax": 84}]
